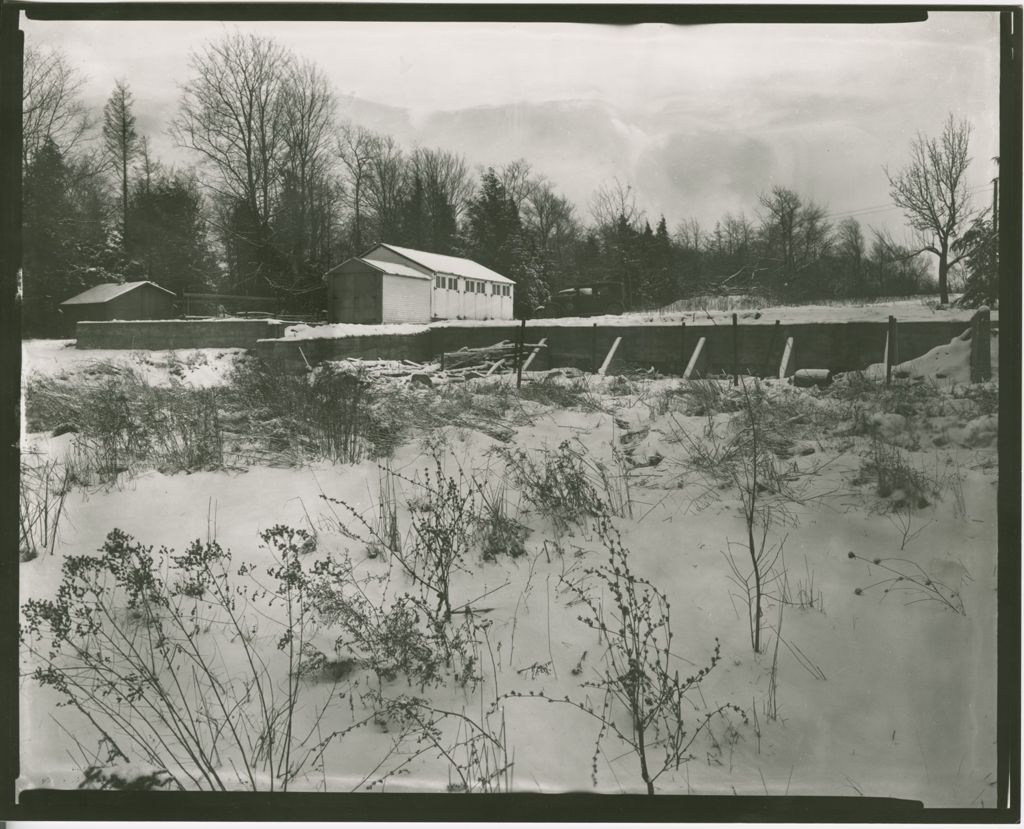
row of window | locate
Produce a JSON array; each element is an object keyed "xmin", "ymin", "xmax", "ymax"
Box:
[{"xmin": 433, "ymin": 276, "xmax": 512, "ymax": 297}]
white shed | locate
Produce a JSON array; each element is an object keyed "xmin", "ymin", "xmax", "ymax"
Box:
[{"xmin": 324, "ymin": 243, "xmax": 515, "ymax": 324}]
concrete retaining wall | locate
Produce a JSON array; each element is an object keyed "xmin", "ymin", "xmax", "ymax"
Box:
[
  {"xmin": 91, "ymin": 316, "xmax": 974, "ymax": 376},
  {"xmin": 76, "ymin": 319, "xmax": 289, "ymax": 350},
  {"xmin": 256, "ymin": 331, "xmax": 433, "ymax": 370},
  {"xmin": 428, "ymin": 320, "xmax": 972, "ymax": 376}
]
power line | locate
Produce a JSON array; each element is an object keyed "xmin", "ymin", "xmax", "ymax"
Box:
[{"xmin": 822, "ymin": 183, "xmax": 994, "ymax": 222}]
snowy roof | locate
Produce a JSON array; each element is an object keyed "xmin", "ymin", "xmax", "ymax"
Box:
[
  {"xmin": 357, "ymin": 258, "xmax": 432, "ymax": 280},
  {"xmin": 374, "ymin": 243, "xmax": 516, "ymax": 285},
  {"xmin": 60, "ymin": 281, "xmax": 176, "ymax": 306}
]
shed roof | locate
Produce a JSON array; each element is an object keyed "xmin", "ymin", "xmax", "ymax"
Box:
[
  {"xmin": 357, "ymin": 258, "xmax": 433, "ymax": 280},
  {"xmin": 373, "ymin": 243, "xmax": 515, "ymax": 285},
  {"xmin": 325, "ymin": 257, "xmax": 431, "ymax": 280},
  {"xmin": 60, "ymin": 281, "xmax": 176, "ymax": 306}
]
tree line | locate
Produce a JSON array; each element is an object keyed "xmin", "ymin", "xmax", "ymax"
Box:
[{"xmin": 21, "ymin": 32, "xmax": 998, "ymax": 335}]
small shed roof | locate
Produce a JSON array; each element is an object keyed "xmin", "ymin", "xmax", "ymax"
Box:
[
  {"xmin": 60, "ymin": 281, "xmax": 176, "ymax": 306},
  {"xmin": 374, "ymin": 244, "xmax": 516, "ymax": 285}
]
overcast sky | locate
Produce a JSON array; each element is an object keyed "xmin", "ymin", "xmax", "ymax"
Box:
[{"xmin": 25, "ymin": 13, "xmax": 1001, "ymax": 239}]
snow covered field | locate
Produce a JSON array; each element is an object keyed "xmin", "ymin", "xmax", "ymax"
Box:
[
  {"xmin": 21, "ymin": 340, "xmax": 247, "ymax": 388},
  {"xmin": 18, "ymin": 336, "xmax": 999, "ymax": 805}
]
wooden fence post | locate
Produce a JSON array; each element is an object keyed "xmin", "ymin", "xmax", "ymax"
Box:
[
  {"xmin": 680, "ymin": 320, "xmax": 687, "ymax": 376},
  {"xmin": 885, "ymin": 315, "xmax": 898, "ymax": 385},
  {"xmin": 731, "ymin": 312, "xmax": 739, "ymax": 386},
  {"xmin": 515, "ymin": 319, "xmax": 527, "ymax": 388},
  {"xmin": 591, "ymin": 322, "xmax": 598, "ymax": 374},
  {"xmin": 970, "ymin": 307, "xmax": 991, "ymax": 383}
]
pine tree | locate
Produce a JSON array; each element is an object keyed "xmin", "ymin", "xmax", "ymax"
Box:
[
  {"xmin": 464, "ymin": 168, "xmax": 548, "ymax": 317},
  {"xmin": 102, "ymin": 80, "xmax": 140, "ymax": 244},
  {"xmin": 126, "ymin": 171, "xmax": 216, "ymax": 296}
]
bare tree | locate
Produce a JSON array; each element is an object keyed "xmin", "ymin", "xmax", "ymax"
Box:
[
  {"xmin": 102, "ymin": 79, "xmax": 141, "ymax": 241},
  {"xmin": 336, "ymin": 121, "xmax": 377, "ymax": 251},
  {"xmin": 757, "ymin": 186, "xmax": 802, "ymax": 278},
  {"xmin": 589, "ymin": 177, "xmax": 642, "ymax": 229},
  {"xmin": 674, "ymin": 218, "xmax": 705, "ymax": 251},
  {"xmin": 364, "ymin": 133, "xmax": 406, "ymax": 241},
  {"xmin": 836, "ymin": 217, "xmax": 865, "ymax": 296},
  {"xmin": 522, "ymin": 181, "xmax": 579, "ymax": 292},
  {"xmin": 722, "ymin": 212, "xmax": 756, "ymax": 257},
  {"xmin": 496, "ymin": 159, "xmax": 535, "ymax": 213},
  {"xmin": 22, "ymin": 45, "xmax": 93, "ymax": 166},
  {"xmin": 171, "ymin": 32, "xmax": 291, "ymax": 239},
  {"xmin": 411, "ymin": 146, "xmax": 475, "ymax": 220},
  {"xmin": 278, "ymin": 57, "xmax": 336, "ymax": 275},
  {"xmin": 885, "ymin": 114, "xmax": 975, "ymax": 304},
  {"xmin": 523, "ymin": 182, "xmax": 577, "ymax": 251},
  {"xmin": 758, "ymin": 186, "xmax": 832, "ymax": 294}
]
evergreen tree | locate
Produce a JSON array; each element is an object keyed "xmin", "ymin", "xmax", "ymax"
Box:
[
  {"xmin": 125, "ymin": 171, "xmax": 216, "ymax": 296},
  {"xmin": 22, "ymin": 138, "xmax": 74, "ymax": 333},
  {"xmin": 102, "ymin": 79, "xmax": 140, "ymax": 243},
  {"xmin": 464, "ymin": 168, "xmax": 546, "ymax": 316},
  {"xmin": 951, "ymin": 214, "xmax": 998, "ymax": 307},
  {"xmin": 22, "ymin": 139, "xmax": 122, "ymax": 334}
]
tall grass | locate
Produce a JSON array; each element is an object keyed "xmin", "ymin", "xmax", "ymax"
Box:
[
  {"xmin": 20, "ymin": 452, "xmax": 71, "ymax": 560},
  {"xmin": 228, "ymin": 358, "xmax": 401, "ymax": 465},
  {"xmin": 25, "ymin": 369, "xmax": 224, "ymax": 483}
]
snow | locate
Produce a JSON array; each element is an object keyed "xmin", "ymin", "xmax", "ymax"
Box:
[
  {"xmin": 863, "ymin": 329, "xmax": 1000, "ymax": 385},
  {"xmin": 282, "ymin": 299, "xmax": 993, "ymax": 340},
  {"xmin": 21, "ymin": 339, "xmax": 247, "ymax": 388},
  {"xmin": 285, "ymin": 323, "xmax": 431, "ymax": 340},
  {"xmin": 17, "ymin": 343, "xmax": 1000, "ymax": 804}
]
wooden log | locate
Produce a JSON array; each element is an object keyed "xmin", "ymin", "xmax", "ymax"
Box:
[
  {"xmin": 598, "ymin": 336, "xmax": 623, "ymax": 376},
  {"xmin": 791, "ymin": 368, "xmax": 832, "ymax": 388},
  {"xmin": 485, "ymin": 359, "xmax": 506, "ymax": 376},
  {"xmin": 683, "ymin": 336, "xmax": 707, "ymax": 380}
]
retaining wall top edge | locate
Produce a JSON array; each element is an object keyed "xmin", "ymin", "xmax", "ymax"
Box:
[{"xmin": 78, "ymin": 319, "xmax": 283, "ymax": 326}]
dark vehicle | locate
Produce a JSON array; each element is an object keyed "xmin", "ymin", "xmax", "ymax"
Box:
[{"xmin": 547, "ymin": 281, "xmax": 625, "ymax": 317}]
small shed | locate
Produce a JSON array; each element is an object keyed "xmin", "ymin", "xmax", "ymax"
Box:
[
  {"xmin": 324, "ymin": 243, "xmax": 515, "ymax": 324},
  {"xmin": 59, "ymin": 281, "xmax": 177, "ymax": 335}
]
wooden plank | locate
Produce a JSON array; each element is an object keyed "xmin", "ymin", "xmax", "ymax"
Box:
[
  {"xmin": 885, "ymin": 315, "xmax": 897, "ymax": 385},
  {"xmin": 683, "ymin": 336, "xmax": 707, "ymax": 380},
  {"xmin": 778, "ymin": 336, "xmax": 794, "ymax": 379},
  {"xmin": 520, "ymin": 337, "xmax": 548, "ymax": 373},
  {"xmin": 597, "ymin": 336, "xmax": 623, "ymax": 376}
]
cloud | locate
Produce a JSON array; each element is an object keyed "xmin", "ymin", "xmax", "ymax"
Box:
[
  {"xmin": 633, "ymin": 131, "xmax": 777, "ymax": 224},
  {"xmin": 23, "ymin": 14, "xmax": 998, "ymax": 240}
]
